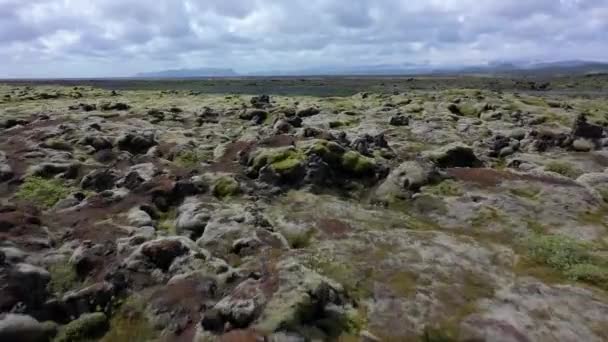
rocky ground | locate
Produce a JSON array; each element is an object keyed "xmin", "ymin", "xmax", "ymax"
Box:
[{"xmin": 1, "ymin": 80, "xmax": 608, "ymax": 341}]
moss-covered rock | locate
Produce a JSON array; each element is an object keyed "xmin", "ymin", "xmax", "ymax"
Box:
[
  {"xmin": 251, "ymin": 147, "xmax": 305, "ymax": 173},
  {"xmin": 306, "ymin": 139, "xmax": 345, "ymax": 165},
  {"xmin": 212, "ymin": 176, "xmax": 240, "ymax": 198},
  {"xmin": 249, "ymin": 147, "xmax": 307, "ymax": 184},
  {"xmin": 341, "ymin": 151, "xmax": 376, "ymax": 176},
  {"xmin": 55, "ymin": 313, "xmax": 108, "ymax": 342}
]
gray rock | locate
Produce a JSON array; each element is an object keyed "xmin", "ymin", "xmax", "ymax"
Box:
[
  {"xmin": 28, "ymin": 162, "xmax": 80, "ymax": 179},
  {"xmin": 0, "ymin": 151, "xmax": 12, "ymax": 181},
  {"xmin": 79, "ymin": 135, "xmax": 113, "ymax": 151},
  {"xmin": 213, "ymin": 278, "xmax": 267, "ymax": 328},
  {"xmin": 127, "ymin": 207, "xmax": 153, "ymax": 228},
  {"xmin": 176, "ymin": 198, "xmax": 210, "ymax": 239},
  {"xmin": 375, "ymin": 161, "xmax": 440, "ymax": 201},
  {"xmin": 273, "ymin": 119, "xmax": 292, "ymax": 133},
  {"xmin": 0, "ymin": 314, "xmax": 57, "ymax": 342},
  {"xmin": 572, "ymin": 138, "xmax": 594, "ymax": 152}
]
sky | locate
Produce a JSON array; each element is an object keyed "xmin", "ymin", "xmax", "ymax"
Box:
[{"xmin": 0, "ymin": 0, "xmax": 607, "ymax": 78}]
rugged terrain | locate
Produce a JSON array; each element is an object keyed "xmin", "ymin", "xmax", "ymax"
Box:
[{"xmin": 1, "ymin": 76, "xmax": 608, "ymax": 341}]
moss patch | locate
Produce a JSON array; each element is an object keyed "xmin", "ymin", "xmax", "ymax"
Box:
[
  {"xmin": 544, "ymin": 161, "xmax": 583, "ymax": 179},
  {"xmin": 425, "ymin": 180, "xmax": 463, "ymax": 197},
  {"xmin": 518, "ymin": 233, "xmax": 608, "ymax": 290},
  {"xmin": 55, "ymin": 313, "xmax": 108, "ymax": 342},
  {"xmin": 16, "ymin": 176, "xmax": 73, "ymax": 208},
  {"xmin": 173, "ymin": 150, "xmax": 211, "ymax": 168},
  {"xmin": 252, "ymin": 147, "xmax": 306, "ymax": 174},
  {"xmin": 47, "ymin": 261, "xmax": 79, "ymax": 296},
  {"xmin": 212, "ymin": 176, "xmax": 240, "ymax": 198},
  {"xmin": 341, "ymin": 151, "xmax": 375, "ymax": 176},
  {"xmin": 101, "ymin": 297, "xmax": 157, "ymax": 342}
]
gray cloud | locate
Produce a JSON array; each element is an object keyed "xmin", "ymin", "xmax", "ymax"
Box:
[{"xmin": 0, "ymin": 0, "xmax": 606, "ymax": 77}]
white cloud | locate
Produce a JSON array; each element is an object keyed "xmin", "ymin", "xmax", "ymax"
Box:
[{"xmin": 0, "ymin": 0, "xmax": 606, "ymax": 77}]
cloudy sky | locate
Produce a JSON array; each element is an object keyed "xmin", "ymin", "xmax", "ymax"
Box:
[{"xmin": 0, "ymin": 0, "xmax": 607, "ymax": 78}]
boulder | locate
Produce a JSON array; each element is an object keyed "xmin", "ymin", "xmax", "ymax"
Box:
[
  {"xmin": 424, "ymin": 142, "xmax": 482, "ymax": 168},
  {"xmin": 138, "ymin": 238, "xmax": 191, "ymax": 271},
  {"xmin": 175, "ymin": 199, "xmax": 210, "ymax": 239},
  {"xmin": 79, "ymin": 135, "xmax": 112, "ymax": 151},
  {"xmin": 375, "ymin": 160, "xmax": 441, "ymax": 201},
  {"xmin": 116, "ymin": 133, "xmax": 157, "ymax": 155},
  {"xmin": 572, "ymin": 138, "xmax": 594, "ymax": 152},
  {"xmin": 571, "ymin": 114, "xmax": 604, "ymax": 139},
  {"xmin": 296, "ymin": 107, "xmax": 320, "ymax": 117},
  {"xmin": 389, "ymin": 115, "xmax": 409, "ymax": 126},
  {"xmin": 80, "ymin": 169, "xmax": 118, "ymax": 192},
  {"xmin": 0, "ymin": 314, "xmax": 57, "ymax": 342},
  {"xmin": 28, "ymin": 162, "xmax": 80, "ymax": 179},
  {"xmin": 127, "ymin": 207, "xmax": 154, "ymax": 228},
  {"xmin": 239, "ymin": 109, "xmax": 267, "ymax": 125}
]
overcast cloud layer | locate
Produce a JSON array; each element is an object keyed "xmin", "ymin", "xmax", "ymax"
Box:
[{"xmin": 0, "ymin": 0, "xmax": 607, "ymax": 77}]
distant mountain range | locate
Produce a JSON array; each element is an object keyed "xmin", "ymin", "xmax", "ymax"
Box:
[
  {"xmin": 135, "ymin": 60, "xmax": 608, "ymax": 78},
  {"xmin": 135, "ymin": 68, "xmax": 238, "ymax": 78}
]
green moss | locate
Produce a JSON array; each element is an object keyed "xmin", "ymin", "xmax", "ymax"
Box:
[
  {"xmin": 252, "ymin": 147, "xmax": 305, "ymax": 174},
  {"xmin": 55, "ymin": 313, "xmax": 108, "ymax": 342},
  {"xmin": 329, "ymin": 118, "xmax": 359, "ymax": 129},
  {"xmin": 469, "ymin": 206, "xmax": 505, "ymax": 228},
  {"xmin": 157, "ymin": 209, "xmax": 177, "ymax": 235},
  {"xmin": 341, "ymin": 151, "xmax": 375, "ymax": 175},
  {"xmin": 48, "ymin": 261, "xmax": 79, "ymax": 296},
  {"xmin": 284, "ymin": 228, "xmax": 315, "ymax": 249},
  {"xmin": 425, "ymin": 180, "xmax": 463, "ymax": 197},
  {"xmin": 387, "ymin": 271, "xmax": 418, "ymax": 297},
  {"xmin": 520, "ymin": 96, "xmax": 548, "ymax": 107},
  {"xmin": 509, "ymin": 186, "xmax": 541, "ymax": 200},
  {"xmin": 565, "ymin": 263, "xmax": 608, "ymax": 285},
  {"xmin": 16, "ymin": 176, "xmax": 72, "ymax": 208},
  {"xmin": 307, "ymin": 254, "xmax": 373, "ymax": 301},
  {"xmin": 212, "ymin": 176, "xmax": 240, "ymax": 198},
  {"xmin": 173, "ymin": 150, "xmax": 211, "ymax": 168},
  {"xmin": 44, "ymin": 139, "xmax": 73, "ymax": 151},
  {"xmin": 526, "ymin": 234, "xmax": 591, "ymax": 271},
  {"xmin": 518, "ymin": 233, "xmax": 608, "ymax": 289},
  {"xmin": 455, "ymin": 103, "xmax": 481, "ymax": 117},
  {"xmin": 101, "ymin": 297, "xmax": 157, "ymax": 342},
  {"xmin": 545, "ymin": 161, "xmax": 583, "ymax": 179},
  {"xmin": 271, "ymin": 155, "xmax": 303, "ymax": 173}
]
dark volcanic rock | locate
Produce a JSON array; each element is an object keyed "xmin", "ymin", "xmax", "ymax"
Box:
[
  {"xmin": 141, "ymin": 239, "xmax": 189, "ymax": 271},
  {"xmin": 116, "ymin": 133, "xmax": 157, "ymax": 155},
  {"xmin": 571, "ymin": 113, "xmax": 604, "ymax": 139}
]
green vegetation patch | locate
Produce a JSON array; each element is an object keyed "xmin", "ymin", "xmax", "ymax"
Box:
[
  {"xmin": 425, "ymin": 180, "xmax": 463, "ymax": 197},
  {"xmin": 212, "ymin": 176, "xmax": 240, "ymax": 198},
  {"xmin": 47, "ymin": 261, "xmax": 80, "ymax": 296},
  {"xmin": 251, "ymin": 147, "xmax": 306, "ymax": 175},
  {"xmin": 341, "ymin": 151, "xmax": 376, "ymax": 176},
  {"xmin": 55, "ymin": 313, "xmax": 108, "ymax": 342},
  {"xmin": 101, "ymin": 297, "xmax": 157, "ymax": 342},
  {"xmin": 520, "ymin": 233, "xmax": 608, "ymax": 289},
  {"xmin": 173, "ymin": 149, "xmax": 211, "ymax": 168},
  {"xmin": 544, "ymin": 161, "xmax": 583, "ymax": 179},
  {"xmin": 16, "ymin": 176, "xmax": 73, "ymax": 208}
]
